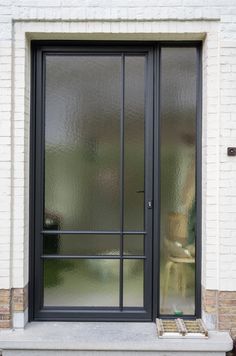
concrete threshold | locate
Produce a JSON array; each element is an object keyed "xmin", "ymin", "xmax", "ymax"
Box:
[{"xmin": 0, "ymin": 322, "xmax": 233, "ymax": 356}]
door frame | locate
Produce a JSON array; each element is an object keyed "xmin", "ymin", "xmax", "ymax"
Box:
[
  {"xmin": 30, "ymin": 41, "xmax": 154, "ymax": 322},
  {"xmin": 29, "ymin": 40, "xmax": 202, "ymax": 322}
]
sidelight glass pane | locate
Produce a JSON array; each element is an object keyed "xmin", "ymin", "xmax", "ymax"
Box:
[
  {"xmin": 159, "ymin": 48, "xmax": 197, "ymax": 316},
  {"xmin": 123, "ymin": 259, "xmax": 144, "ymax": 307},
  {"xmin": 44, "ymin": 56, "xmax": 121, "ymax": 230},
  {"xmin": 44, "ymin": 259, "xmax": 119, "ymax": 307},
  {"xmin": 43, "ymin": 234, "xmax": 120, "ymax": 256},
  {"xmin": 124, "ymin": 56, "xmax": 145, "ymax": 231},
  {"xmin": 123, "ymin": 235, "xmax": 144, "ymax": 256}
]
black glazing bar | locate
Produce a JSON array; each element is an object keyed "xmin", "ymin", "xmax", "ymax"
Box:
[
  {"xmin": 41, "ymin": 230, "xmax": 146, "ymax": 235},
  {"xmin": 195, "ymin": 45, "xmax": 202, "ymax": 318},
  {"xmin": 41, "ymin": 255, "xmax": 146, "ymax": 259},
  {"xmin": 119, "ymin": 54, "xmax": 125, "ymax": 310}
]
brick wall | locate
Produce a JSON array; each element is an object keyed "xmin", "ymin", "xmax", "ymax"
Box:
[
  {"xmin": 0, "ymin": 0, "xmax": 236, "ymax": 332},
  {"xmin": 0, "ymin": 286, "xmax": 28, "ymax": 328},
  {"xmin": 203, "ymin": 287, "xmax": 236, "ymax": 339},
  {"xmin": 0, "ymin": 289, "xmax": 11, "ymax": 328}
]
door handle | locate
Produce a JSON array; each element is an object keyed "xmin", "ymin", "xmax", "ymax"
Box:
[{"xmin": 136, "ymin": 190, "xmax": 144, "ymax": 193}]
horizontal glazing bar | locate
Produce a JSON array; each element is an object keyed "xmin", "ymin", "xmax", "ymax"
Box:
[
  {"xmin": 45, "ymin": 52, "xmax": 149, "ymax": 57},
  {"xmin": 41, "ymin": 230, "xmax": 146, "ymax": 235},
  {"xmin": 41, "ymin": 255, "xmax": 146, "ymax": 260},
  {"xmin": 43, "ymin": 306, "xmax": 145, "ymax": 311}
]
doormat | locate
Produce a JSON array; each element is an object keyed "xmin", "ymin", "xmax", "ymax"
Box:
[{"xmin": 156, "ymin": 318, "xmax": 208, "ymax": 339}]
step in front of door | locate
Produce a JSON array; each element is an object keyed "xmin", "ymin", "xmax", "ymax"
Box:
[
  {"xmin": 0, "ymin": 322, "xmax": 232, "ymax": 356},
  {"xmin": 0, "ymin": 351, "xmax": 230, "ymax": 356}
]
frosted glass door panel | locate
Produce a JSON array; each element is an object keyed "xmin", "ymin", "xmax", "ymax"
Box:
[
  {"xmin": 123, "ymin": 260, "xmax": 144, "ymax": 307},
  {"xmin": 42, "ymin": 52, "xmax": 148, "ymax": 313},
  {"xmin": 44, "ymin": 259, "xmax": 119, "ymax": 307},
  {"xmin": 44, "ymin": 56, "xmax": 121, "ymax": 231},
  {"xmin": 124, "ymin": 56, "xmax": 145, "ymax": 231},
  {"xmin": 43, "ymin": 234, "xmax": 120, "ymax": 256}
]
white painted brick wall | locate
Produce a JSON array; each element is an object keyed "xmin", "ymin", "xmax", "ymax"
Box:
[{"xmin": 0, "ymin": 0, "xmax": 236, "ymax": 294}]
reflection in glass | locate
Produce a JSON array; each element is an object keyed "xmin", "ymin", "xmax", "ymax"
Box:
[
  {"xmin": 124, "ymin": 56, "xmax": 145, "ymax": 231},
  {"xmin": 123, "ymin": 259, "xmax": 144, "ymax": 307},
  {"xmin": 43, "ymin": 234, "xmax": 120, "ymax": 256},
  {"xmin": 44, "ymin": 56, "xmax": 121, "ymax": 230},
  {"xmin": 159, "ymin": 48, "xmax": 197, "ymax": 316},
  {"xmin": 44, "ymin": 259, "xmax": 119, "ymax": 307}
]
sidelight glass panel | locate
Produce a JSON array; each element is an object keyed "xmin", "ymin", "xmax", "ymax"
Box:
[
  {"xmin": 124, "ymin": 56, "xmax": 145, "ymax": 231},
  {"xmin": 159, "ymin": 48, "xmax": 197, "ymax": 316},
  {"xmin": 123, "ymin": 235, "xmax": 144, "ymax": 255},
  {"xmin": 44, "ymin": 259, "xmax": 119, "ymax": 307},
  {"xmin": 123, "ymin": 259, "xmax": 144, "ymax": 307},
  {"xmin": 44, "ymin": 56, "xmax": 121, "ymax": 230},
  {"xmin": 43, "ymin": 234, "xmax": 120, "ymax": 256}
]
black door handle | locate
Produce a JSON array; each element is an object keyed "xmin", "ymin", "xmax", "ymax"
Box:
[{"xmin": 136, "ymin": 190, "xmax": 144, "ymax": 193}]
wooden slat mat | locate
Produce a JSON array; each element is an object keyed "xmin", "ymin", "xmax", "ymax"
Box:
[{"xmin": 156, "ymin": 318, "xmax": 208, "ymax": 339}]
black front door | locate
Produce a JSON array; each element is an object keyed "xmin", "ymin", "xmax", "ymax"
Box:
[
  {"xmin": 31, "ymin": 41, "xmax": 201, "ymax": 322},
  {"xmin": 31, "ymin": 43, "xmax": 154, "ymax": 321}
]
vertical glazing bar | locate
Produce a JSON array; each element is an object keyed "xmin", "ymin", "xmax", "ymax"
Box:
[
  {"xmin": 34, "ymin": 47, "xmax": 44, "ymax": 317},
  {"xmin": 119, "ymin": 54, "xmax": 125, "ymax": 310},
  {"xmin": 195, "ymin": 45, "xmax": 202, "ymax": 318},
  {"xmin": 155, "ymin": 44, "xmax": 161, "ymax": 319}
]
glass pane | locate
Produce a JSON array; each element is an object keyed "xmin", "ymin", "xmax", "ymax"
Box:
[
  {"xmin": 124, "ymin": 56, "xmax": 145, "ymax": 230},
  {"xmin": 43, "ymin": 234, "xmax": 120, "ymax": 256},
  {"xmin": 44, "ymin": 259, "xmax": 119, "ymax": 307},
  {"xmin": 123, "ymin": 235, "xmax": 144, "ymax": 255},
  {"xmin": 159, "ymin": 48, "xmax": 197, "ymax": 316},
  {"xmin": 44, "ymin": 56, "xmax": 121, "ymax": 230},
  {"xmin": 123, "ymin": 259, "xmax": 144, "ymax": 307}
]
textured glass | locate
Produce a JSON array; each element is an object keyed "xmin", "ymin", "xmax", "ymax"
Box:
[
  {"xmin": 124, "ymin": 56, "xmax": 145, "ymax": 230},
  {"xmin": 123, "ymin": 259, "xmax": 144, "ymax": 307},
  {"xmin": 44, "ymin": 56, "xmax": 121, "ymax": 230},
  {"xmin": 44, "ymin": 259, "xmax": 119, "ymax": 307},
  {"xmin": 159, "ymin": 48, "xmax": 197, "ymax": 316},
  {"xmin": 43, "ymin": 234, "xmax": 120, "ymax": 256},
  {"xmin": 123, "ymin": 235, "xmax": 144, "ymax": 256}
]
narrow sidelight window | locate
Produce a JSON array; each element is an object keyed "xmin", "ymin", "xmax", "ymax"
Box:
[{"xmin": 159, "ymin": 47, "xmax": 200, "ymax": 316}]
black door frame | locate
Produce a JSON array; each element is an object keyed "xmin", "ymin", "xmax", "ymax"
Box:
[{"xmin": 29, "ymin": 40, "xmax": 202, "ymax": 322}]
